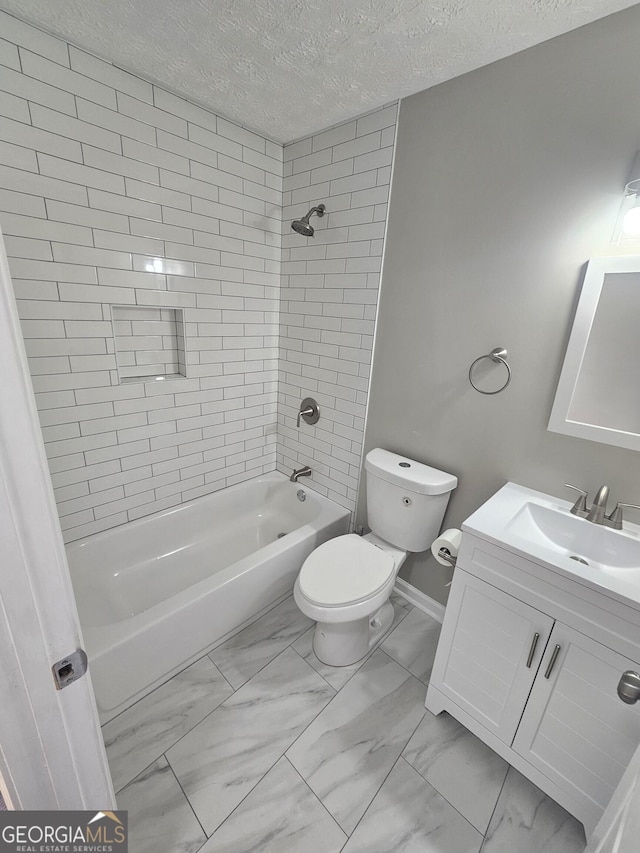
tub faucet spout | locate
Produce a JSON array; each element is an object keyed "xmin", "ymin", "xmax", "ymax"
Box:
[{"xmin": 290, "ymin": 465, "xmax": 312, "ymax": 483}]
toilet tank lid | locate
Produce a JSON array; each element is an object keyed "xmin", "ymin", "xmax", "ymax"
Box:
[{"xmin": 365, "ymin": 448, "xmax": 457, "ymax": 495}]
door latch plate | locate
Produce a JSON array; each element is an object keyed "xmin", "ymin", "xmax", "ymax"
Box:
[{"xmin": 52, "ymin": 649, "xmax": 88, "ymax": 690}]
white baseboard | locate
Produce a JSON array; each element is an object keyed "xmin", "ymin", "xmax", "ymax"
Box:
[{"xmin": 394, "ymin": 578, "xmax": 446, "ymax": 623}]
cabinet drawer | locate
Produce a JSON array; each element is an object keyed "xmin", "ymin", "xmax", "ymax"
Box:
[{"xmin": 458, "ymin": 535, "xmax": 640, "ymax": 665}]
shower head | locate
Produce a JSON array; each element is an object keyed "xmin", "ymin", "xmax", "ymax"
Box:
[{"xmin": 291, "ymin": 203, "xmax": 326, "ymax": 237}]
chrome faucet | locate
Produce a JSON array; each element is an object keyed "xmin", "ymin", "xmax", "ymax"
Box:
[
  {"xmin": 565, "ymin": 483, "xmax": 640, "ymax": 529},
  {"xmin": 290, "ymin": 465, "xmax": 312, "ymax": 483},
  {"xmin": 566, "ymin": 483, "xmax": 610, "ymax": 524},
  {"xmin": 586, "ymin": 484, "xmax": 610, "ymax": 525}
]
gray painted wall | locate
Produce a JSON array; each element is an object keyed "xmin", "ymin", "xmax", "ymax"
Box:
[{"xmin": 360, "ymin": 4, "xmax": 640, "ymax": 604}]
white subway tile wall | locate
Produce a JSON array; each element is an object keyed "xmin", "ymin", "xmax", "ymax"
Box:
[
  {"xmin": 0, "ymin": 10, "xmax": 283, "ymax": 541},
  {"xmin": 278, "ymin": 105, "xmax": 397, "ymax": 509},
  {"xmin": 0, "ymin": 10, "xmax": 398, "ymax": 539}
]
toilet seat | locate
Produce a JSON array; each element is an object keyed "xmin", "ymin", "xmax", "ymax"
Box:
[{"xmin": 298, "ymin": 534, "xmax": 395, "ymax": 607}]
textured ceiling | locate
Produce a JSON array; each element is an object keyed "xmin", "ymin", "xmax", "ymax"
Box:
[{"xmin": 0, "ymin": 0, "xmax": 637, "ymax": 143}]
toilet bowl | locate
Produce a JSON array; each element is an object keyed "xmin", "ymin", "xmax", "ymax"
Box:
[
  {"xmin": 294, "ymin": 532, "xmax": 407, "ymax": 666},
  {"xmin": 294, "ymin": 448, "xmax": 458, "ymax": 667}
]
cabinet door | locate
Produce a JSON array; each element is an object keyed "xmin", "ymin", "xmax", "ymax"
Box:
[
  {"xmin": 513, "ymin": 623, "xmax": 640, "ymax": 815},
  {"xmin": 431, "ymin": 571, "xmax": 554, "ymax": 744}
]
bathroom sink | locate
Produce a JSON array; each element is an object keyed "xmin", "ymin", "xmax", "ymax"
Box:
[
  {"xmin": 505, "ymin": 500, "xmax": 640, "ymax": 572},
  {"xmin": 462, "ymin": 482, "xmax": 640, "ymax": 605}
]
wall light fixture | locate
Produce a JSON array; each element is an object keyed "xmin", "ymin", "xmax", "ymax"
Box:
[{"xmin": 618, "ymin": 151, "xmax": 640, "ymax": 239}]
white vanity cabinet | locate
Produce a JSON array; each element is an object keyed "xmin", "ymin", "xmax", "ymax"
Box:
[
  {"xmin": 430, "ymin": 572, "xmax": 554, "ymax": 744},
  {"xmin": 512, "ymin": 623, "xmax": 640, "ymax": 813},
  {"xmin": 426, "ymin": 530, "xmax": 640, "ymax": 837}
]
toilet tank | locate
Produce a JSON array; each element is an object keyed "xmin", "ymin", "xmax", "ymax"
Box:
[{"xmin": 364, "ymin": 448, "xmax": 457, "ymax": 552}]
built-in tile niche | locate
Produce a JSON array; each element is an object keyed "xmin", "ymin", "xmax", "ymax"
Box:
[{"xmin": 111, "ymin": 305, "xmax": 187, "ymax": 383}]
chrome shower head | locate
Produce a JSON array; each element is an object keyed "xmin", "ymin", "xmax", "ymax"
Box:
[{"xmin": 291, "ymin": 203, "xmax": 326, "ymax": 237}]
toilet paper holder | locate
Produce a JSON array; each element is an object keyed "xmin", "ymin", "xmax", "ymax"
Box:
[{"xmin": 437, "ymin": 547, "xmax": 457, "ymax": 568}]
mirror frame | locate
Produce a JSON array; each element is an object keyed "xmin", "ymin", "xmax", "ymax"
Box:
[{"xmin": 548, "ymin": 255, "xmax": 640, "ymax": 452}]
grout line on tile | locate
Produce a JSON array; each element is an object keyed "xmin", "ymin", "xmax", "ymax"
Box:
[
  {"xmin": 399, "ymin": 755, "xmax": 485, "ymax": 843},
  {"xmin": 196, "ymin": 750, "xmax": 302, "ymax": 845},
  {"xmin": 101, "ymin": 649, "xmax": 223, "ymax": 730},
  {"xmin": 340, "ymin": 753, "xmax": 406, "ymax": 843},
  {"xmin": 290, "ymin": 642, "xmax": 339, "ymax": 692},
  {"xmin": 399, "ymin": 742, "xmax": 502, "ymax": 839},
  {"xmin": 284, "ymin": 755, "xmax": 348, "ymax": 842},
  {"xmin": 164, "ymin": 752, "xmax": 209, "ymax": 841},
  {"xmin": 161, "ymin": 643, "xmax": 331, "ymax": 772},
  {"xmin": 205, "ymin": 590, "xmax": 293, "ymax": 654},
  {"xmin": 207, "ymin": 617, "xmax": 318, "ymax": 690},
  {"xmin": 479, "ymin": 764, "xmax": 511, "ymax": 845}
]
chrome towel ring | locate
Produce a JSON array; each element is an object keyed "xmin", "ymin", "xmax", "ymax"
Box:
[{"xmin": 469, "ymin": 347, "xmax": 511, "ymax": 395}]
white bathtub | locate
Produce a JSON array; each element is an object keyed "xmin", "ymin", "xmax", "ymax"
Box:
[{"xmin": 66, "ymin": 472, "xmax": 350, "ymax": 722}]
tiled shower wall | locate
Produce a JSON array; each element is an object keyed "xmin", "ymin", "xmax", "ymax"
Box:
[
  {"xmin": 0, "ymin": 10, "xmax": 282, "ymax": 542},
  {"xmin": 0, "ymin": 10, "xmax": 398, "ymax": 539},
  {"xmin": 278, "ymin": 105, "xmax": 397, "ymax": 508}
]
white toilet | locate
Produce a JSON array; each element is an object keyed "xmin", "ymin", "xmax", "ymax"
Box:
[{"xmin": 294, "ymin": 448, "xmax": 457, "ymax": 666}]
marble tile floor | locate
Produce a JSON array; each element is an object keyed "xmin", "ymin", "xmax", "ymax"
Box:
[{"xmin": 108, "ymin": 592, "xmax": 588, "ymax": 853}]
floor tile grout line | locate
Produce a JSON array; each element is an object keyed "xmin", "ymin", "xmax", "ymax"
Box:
[
  {"xmin": 283, "ymin": 755, "xmax": 349, "ymax": 843},
  {"xmin": 337, "ymin": 754, "xmax": 410, "ymax": 848},
  {"xmin": 290, "ymin": 643, "xmax": 339, "ymax": 692},
  {"xmin": 160, "ymin": 645, "xmax": 338, "ymax": 839},
  {"xmin": 375, "ymin": 645, "xmax": 428, "ymax": 687},
  {"xmin": 101, "ymin": 647, "xmax": 223, "ymax": 729},
  {"xmin": 108, "ymin": 673, "xmax": 237, "ymax": 793},
  {"xmin": 290, "ymin": 600, "xmax": 414, "ymax": 694},
  {"xmin": 113, "ymin": 754, "xmax": 164, "ymax": 798},
  {"xmin": 399, "ymin": 710, "xmax": 509, "ymax": 837},
  {"xmin": 479, "ymin": 764, "xmax": 512, "ymax": 846},
  {"xmin": 281, "ymin": 644, "xmax": 423, "ymax": 766},
  {"xmin": 206, "ymin": 656, "xmax": 236, "ymax": 693},
  {"xmin": 167, "ymin": 635, "xmax": 335, "ymax": 768},
  {"xmin": 317, "ymin": 684, "xmax": 429, "ymax": 845},
  {"xmin": 379, "ymin": 636, "xmax": 432, "ymax": 686},
  {"xmin": 194, "ymin": 762, "xmax": 281, "ymax": 845},
  {"xmin": 206, "ymin": 591, "xmax": 294, "ymax": 652},
  {"xmin": 115, "ymin": 595, "xmax": 444, "ymax": 843},
  {"xmin": 342, "ymin": 705, "xmax": 429, "ymax": 837},
  {"xmin": 397, "ymin": 753, "xmax": 493, "ymax": 841},
  {"xmin": 207, "ymin": 603, "xmax": 314, "ymax": 689},
  {"xmin": 110, "ymin": 592, "xmax": 330, "ymax": 768},
  {"xmin": 195, "ymin": 746, "xmax": 325, "ymax": 846},
  {"xmin": 164, "ymin": 752, "xmax": 209, "ymax": 844},
  {"xmin": 109, "ymin": 598, "xmax": 428, "ymax": 788},
  {"xmin": 208, "ymin": 618, "xmax": 319, "ymax": 691}
]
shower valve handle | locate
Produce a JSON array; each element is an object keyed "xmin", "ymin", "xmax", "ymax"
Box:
[
  {"xmin": 296, "ymin": 397, "xmax": 320, "ymax": 428},
  {"xmin": 297, "ymin": 407, "xmax": 314, "ymax": 427}
]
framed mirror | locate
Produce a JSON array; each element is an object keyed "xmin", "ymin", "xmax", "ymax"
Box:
[{"xmin": 549, "ymin": 255, "xmax": 640, "ymax": 452}]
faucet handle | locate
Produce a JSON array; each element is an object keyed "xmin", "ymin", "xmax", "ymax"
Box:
[
  {"xmin": 296, "ymin": 397, "xmax": 320, "ymax": 428},
  {"xmin": 564, "ymin": 484, "xmax": 588, "ymax": 516},
  {"xmin": 296, "ymin": 406, "xmax": 314, "ymax": 428},
  {"xmin": 606, "ymin": 502, "xmax": 640, "ymax": 530}
]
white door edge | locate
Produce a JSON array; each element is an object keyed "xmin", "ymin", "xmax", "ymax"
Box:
[{"xmin": 0, "ymin": 228, "xmax": 114, "ymax": 809}]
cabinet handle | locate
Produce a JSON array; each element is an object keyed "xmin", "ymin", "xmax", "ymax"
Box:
[
  {"xmin": 544, "ymin": 644, "xmax": 561, "ymax": 679},
  {"xmin": 617, "ymin": 671, "xmax": 640, "ymax": 704},
  {"xmin": 526, "ymin": 633, "xmax": 540, "ymax": 668}
]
